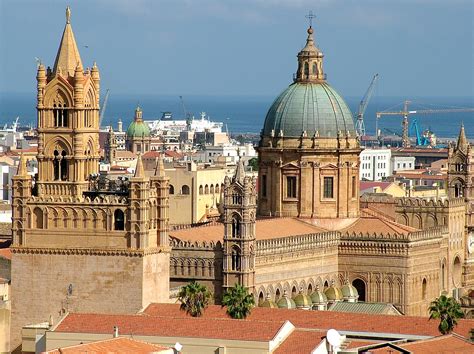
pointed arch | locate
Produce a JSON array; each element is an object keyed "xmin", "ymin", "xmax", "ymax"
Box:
[{"xmin": 44, "ymin": 78, "xmax": 74, "ymax": 108}]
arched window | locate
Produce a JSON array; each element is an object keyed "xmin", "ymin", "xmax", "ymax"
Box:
[
  {"xmin": 181, "ymin": 185, "xmax": 190, "ymax": 195},
  {"xmin": 422, "ymin": 278, "xmax": 427, "ymax": 300},
  {"xmin": 210, "ymin": 184, "xmax": 214, "ymax": 194},
  {"xmin": 231, "ymin": 215, "xmax": 241, "ymax": 237},
  {"xmin": 169, "ymin": 185, "xmax": 175, "ymax": 195},
  {"xmin": 205, "ymin": 184, "xmax": 209, "ymax": 194},
  {"xmin": 304, "ymin": 62, "xmax": 309, "ymax": 77},
  {"xmin": 54, "ymin": 150, "xmax": 60, "ymax": 180},
  {"xmin": 454, "ymin": 182, "xmax": 464, "ymax": 198},
  {"xmin": 114, "ymin": 209, "xmax": 125, "ymax": 230},
  {"xmin": 53, "ymin": 103, "xmax": 68, "ymax": 127},
  {"xmin": 308, "ymin": 283, "xmax": 313, "ymax": 294},
  {"xmin": 323, "ymin": 280, "xmax": 329, "ymax": 290},
  {"xmin": 312, "ymin": 63, "xmax": 317, "ymax": 75},
  {"xmin": 199, "ymin": 185, "xmax": 203, "ymax": 194},
  {"xmin": 53, "ymin": 150, "xmax": 68, "ymax": 181},
  {"xmin": 441, "ymin": 262, "xmax": 446, "ymax": 290},
  {"xmin": 231, "ymin": 246, "xmax": 241, "ymax": 271},
  {"xmin": 258, "ymin": 292, "xmax": 264, "ymax": 306},
  {"xmin": 291, "ymin": 286, "xmax": 297, "ymax": 298},
  {"xmin": 33, "ymin": 207, "xmax": 43, "ymax": 229},
  {"xmin": 352, "ymin": 279, "xmax": 366, "ymax": 302},
  {"xmin": 275, "ymin": 288, "xmax": 281, "ymax": 301},
  {"xmin": 60, "ymin": 150, "xmax": 68, "ymax": 181},
  {"xmin": 215, "ymin": 184, "xmax": 220, "ymax": 194},
  {"xmin": 453, "ymin": 256, "xmax": 462, "ymax": 286}
]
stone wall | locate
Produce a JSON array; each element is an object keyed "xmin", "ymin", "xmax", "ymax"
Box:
[
  {"xmin": 170, "ymin": 238, "xmax": 223, "ymax": 301},
  {"xmin": 10, "ymin": 249, "xmax": 169, "ymax": 351}
]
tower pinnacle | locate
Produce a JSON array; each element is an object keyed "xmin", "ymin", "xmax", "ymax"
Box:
[{"xmin": 53, "ymin": 6, "xmax": 83, "ymax": 77}]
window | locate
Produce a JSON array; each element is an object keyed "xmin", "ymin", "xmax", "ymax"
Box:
[
  {"xmin": 352, "ymin": 176, "xmax": 356, "ymax": 198},
  {"xmin": 53, "ymin": 103, "xmax": 68, "ymax": 127},
  {"xmin": 286, "ymin": 176, "xmax": 297, "ymax": 198},
  {"xmin": 422, "ymin": 278, "xmax": 427, "ymax": 300},
  {"xmin": 53, "ymin": 150, "xmax": 68, "ymax": 181},
  {"xmin": 323, "ymin": 177, "xmax": 334, "ymax": 199},
  {"xmin": 304, "ymin": 62, "xmax": 309, "ymax": 77},
  {"xmin": 261, "ymin": 175, "xmax": 267, "ymax": 197},
  {"xmin": 231, "ymin": 246, "xmax": 241, "ymax": 271},
  {"xmin": 231, "ymin": 216, "xmax": 241, "ymax": 237},
  {"xmin": 114, "ymin": 209, "xmax": 125, "ymax": 230},
  {"xmin": 181, "ymin": 185, "xmax": 190, "ymax": 195},
  {"xmin": 169, "ymin": 184, "xmax": 175, "ymax": 194}
]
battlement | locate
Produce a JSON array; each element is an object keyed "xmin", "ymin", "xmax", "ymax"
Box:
[
  {"xmin": 396, "ymin": 197, "xmax": 464, "ymax": 208},
  {"xmin": 169, "ymin": 237, "xmax": 222, "ymax": 250},
  {"xmin": 256, "ymin": 231, "xmax": 339, "ymax": 256}
]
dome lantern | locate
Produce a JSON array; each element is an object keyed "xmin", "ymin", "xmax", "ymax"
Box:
[
  {"xmin": 310, "ymin": 284, "xmax": 328, "ymax": 310},
  {"xmin": 341, "ymin": 280, "xmax": 359, "ymax": 302}
]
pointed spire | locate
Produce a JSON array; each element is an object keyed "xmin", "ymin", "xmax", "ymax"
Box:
[
  {"xmin": 457, "ymin": 123, "xmax": 468, "ymax": 151},
  {"xmin": 234, "ymin": 158, "xmax": 245, "ymax": 184},
  {"xmin": 134, "ymin": 154, "xmax": 145, "ymax": 178},
  {"xmin": 53, "ymin": 7, "xmax": 83, "ymax": 77},
  {"xmin": 154, "ymin": 155, "xmax": 165, "ymax": 177},
  {"xmin": 16, "ymin": 154, "xmax": 27, "ymax": 176}
]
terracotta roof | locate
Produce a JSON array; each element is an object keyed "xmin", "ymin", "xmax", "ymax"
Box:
[
  {"xmin": 360, "ymin": 181, "xmax": 393, "ymax": 192},
  {"xmin": 164, "ymin": 150, "xmax": 184, "ymax": 159},
  {"xmin": 398, "ymin": 334, "xmax": 473, "ymax": 353},
  {"xmin": 44, "ymin": 337, "xmax": 172, "ymax": 353},
  {"xmin": 273, "ymin": 329, "xmax": 325, "ymax": 354},
  {"xmin": 169, "ymin": 218, "xmax": 326, "ymax": 242},
  {"xmin": 55, "ymin": 312, "xmax": 286, "ymax": 342},
  {"xmin": 0, "ymin": 248, "xmax": 11, "ymax": 260},
  {"xmin": 342, "ymin": 214, "xmax": 417, "ymax": 235},
  {"xmin": 142, "ymin": 304, "xmax": 474, "ymax": 339},
  {"xmin": 115, "ymin": 150, "xmax": 136, "ymax": 158},
  {"xmin": 142, "ymin": 150, "xmax": 162, "ymax": 159}
]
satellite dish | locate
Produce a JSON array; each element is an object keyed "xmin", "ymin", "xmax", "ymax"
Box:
[{"xmin": 327, "ymin": 328, "xmax": 342, "ymax": 347}]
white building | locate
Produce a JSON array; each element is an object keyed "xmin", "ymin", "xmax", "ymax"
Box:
[
  {"xmin": 391, "ymin": 155, "xmax": 416, "ymax": 174},
  {"xmin": 194, "ymin": 143, "xmax": 256, "ymax": 165},
  {"xmin": 359, "ymin": 148, "xmax": 391, "ymax": 181}
]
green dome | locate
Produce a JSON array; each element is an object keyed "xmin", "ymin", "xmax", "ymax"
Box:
[
  {"xmin": 293, "ymin": 290, "xmax": 312, "ymax": 309},
  {"xmin": 260, "ymin": 294, "xmax": 278, "ymax": 308},
  {"xmin": 341, "ymin": 282, "xmax": 359, "ymax": 300},
  {"xmin": 310, "ymin": 288, "xmax": 328, "ymax": 305},
  {"xmin": 262, "ymin": 82, "xmax": 355, "ymax": 138},
  {"xmin": 127, "ymin": 121, "xmax": 150, "ymax": 138},
  {"xmin": 324, "ymin": 283, "xmax": 343, "ymax": 301},
  {"xmin": 277, "ymin": 292, "xmax": 296, "ymax": 309}
]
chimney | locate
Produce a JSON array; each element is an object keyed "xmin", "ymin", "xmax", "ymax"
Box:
[{"xmin": 113, "ymin": 326, "xmax": 119, "ymax": 338}]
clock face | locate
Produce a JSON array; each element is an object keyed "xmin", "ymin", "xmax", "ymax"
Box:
[{"xmin": 469, "ymin": 234, "xmax": 474, "ymax": 254}]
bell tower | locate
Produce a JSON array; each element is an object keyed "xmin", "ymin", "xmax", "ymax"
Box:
[
  {"xmin": 36, "ymin": 6, "xmax": 100, "ymax": 197},
  {"xmin": 10, "ymin": 8, "xmax": 171, "ymax": 351},
  {"xmin": 222, "ymin": 160, "xmax": 256, "ymax": 292}
]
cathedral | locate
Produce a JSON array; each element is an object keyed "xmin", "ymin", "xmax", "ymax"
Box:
[
  {"xmin": 9, "ymin": 6, "xmax": 474, "ymax": 350},
  {"xmin": 168, "ymin": 23, "xmax": 473, "ymax": 316}
]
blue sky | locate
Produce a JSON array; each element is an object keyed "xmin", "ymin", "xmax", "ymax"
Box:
[{"xmin": 0, "ymin": 0, "xmax": 473, "ymax": 98}]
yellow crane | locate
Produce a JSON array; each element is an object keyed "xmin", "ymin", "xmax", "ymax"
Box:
[{"xmin": 376, "ymin": 100, "xmax": 474, "ymax": 147}]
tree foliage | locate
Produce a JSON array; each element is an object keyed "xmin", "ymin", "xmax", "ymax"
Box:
[
  {"xmin": 177, "ymin": 281, "xmax": 212, "ymax": 317},
  {"xmin": 428, "ymin": 294, "xmax": 464, "ymax": 335},
  {"xmin": 222, "ymin": 284, "xmax": 255, "ymax": 319},
  {"xmin": 248, "ymin": 157, "xmax": 258, "ymax": 172}
]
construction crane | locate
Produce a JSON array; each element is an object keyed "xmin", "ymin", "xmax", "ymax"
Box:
[
  {"xmin": 376, "ymin": 100, "xmax": 474, "ymax": 148},
  {"xmin": 355, "ymin": 73, "xmax": 379, "ymax": 137},
  {"xmin": 99, "ymin": 89, "xmax": 110, "ymax": 127}
]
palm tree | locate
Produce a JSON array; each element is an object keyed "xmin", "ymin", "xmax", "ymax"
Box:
[
  {"xmin": 177, "ymin": 281, "xmax": 211, "ymax": 317},
  {"xmin": 222, "ymin": 284, "xmax": 255, "ymax": 319},
  {"xmin": 428, "ymin": 294, "xmax": 464, "ymax": 334}
]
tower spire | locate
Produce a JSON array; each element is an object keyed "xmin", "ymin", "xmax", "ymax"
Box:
[
  {"xmin": 53, "ymin": 6, "xmax": 83, "ymax": 77},
  {"xmin": 457, "ymin": 123, "xmax": 468, "ymax": 151}
]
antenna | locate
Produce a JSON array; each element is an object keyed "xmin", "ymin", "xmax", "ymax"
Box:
[{"xmin": 327, "ymin": 329, "xmax": 342, "ymax": 348}]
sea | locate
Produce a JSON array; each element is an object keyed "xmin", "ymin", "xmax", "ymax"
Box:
[{"xmin": 1, "ymin": 92, "xmax": 473, "ymax": 139}]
